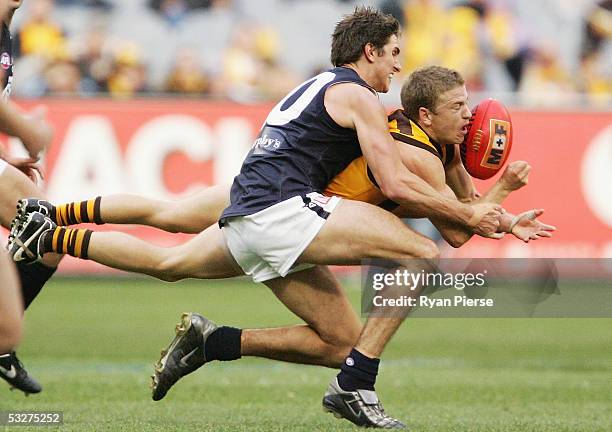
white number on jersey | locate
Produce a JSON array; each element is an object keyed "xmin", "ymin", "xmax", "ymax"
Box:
[{"xmin": 265, "ymin": 72, "xmax": 336, "ymax": 127}]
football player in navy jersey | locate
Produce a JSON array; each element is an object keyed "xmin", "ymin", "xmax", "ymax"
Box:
[
  {"xmin": 10, "ymin": 7, "xmax": 505, "ymax": 427},
  {"xmin": 0, "ymin": 0, "xmax": 58, "ymax": 395}
]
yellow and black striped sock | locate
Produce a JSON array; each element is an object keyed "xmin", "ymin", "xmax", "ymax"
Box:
[
  {"xmin": 42, "ymin": 227, "xmax": 93, "ymax": 259},
  {"xmin": 54, "ymin": 197, "xmax": 104, "ymax": 226}
]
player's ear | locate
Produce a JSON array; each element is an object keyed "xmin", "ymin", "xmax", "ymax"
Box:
[
  {"xmin": 419, "ymin": 107, "xmax": 433, "ymax": 126},
  {"xmin": 364, "ymin": 43, "xmax": 377, "ymax": 62}
]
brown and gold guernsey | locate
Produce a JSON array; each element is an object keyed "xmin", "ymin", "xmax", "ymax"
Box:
[{"xmin": 324, "ymin": 109, "xmax": 455, "ymax": 205}]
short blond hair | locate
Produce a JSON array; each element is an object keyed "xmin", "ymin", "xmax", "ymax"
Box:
[{"xmin": 401, "ymin": 66, "xmax": 465, "ymax": 120}]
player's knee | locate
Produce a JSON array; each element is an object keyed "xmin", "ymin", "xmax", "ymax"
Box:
[
  {"xmin": 319, "ymin": 319, "xmax": 360, "ymax": 347},
  {"xmin": 155, "ymin": 214, "xmax": 184, "ymax": 234},
  {"xmin": 157, "ymin": 255, "xmax": 187, "ymax": 282},
  {"xmin": 317, "ymin": 323, "xmax": 361, "ymax": 367}
]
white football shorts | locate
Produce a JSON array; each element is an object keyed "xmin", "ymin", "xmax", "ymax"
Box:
[
  {"xmin": 222, "ymin": 192, "xmax": 341, "ymax": 283},
  {"xmin": 0, "ymin": 158, "xmax": 7, "ymax": 176}
]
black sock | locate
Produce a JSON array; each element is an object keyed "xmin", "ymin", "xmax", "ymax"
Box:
[
  {"xmin": 337, "ymin": 348, "xmax": 379, "ymax": 391},
  {"xmin": 204, "ymin": 326, "xmax": 242, "ymax": 361},
  {"xmin": 16, "ymin": 261, "xmax": 57, "ymax": 310}
]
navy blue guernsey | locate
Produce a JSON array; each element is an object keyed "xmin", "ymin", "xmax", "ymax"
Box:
[
  {"xmin": 0, "ymin": 23, "xmax": 13, "ymax": 100},
  {"xmin": 220, "ymin": 67, "xmax": 374, "ymax": 221}
]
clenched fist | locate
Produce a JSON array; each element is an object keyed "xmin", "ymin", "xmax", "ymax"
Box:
[{"xmin": 500, "ymin": 161, "xmax": 531, "ymax": 192}]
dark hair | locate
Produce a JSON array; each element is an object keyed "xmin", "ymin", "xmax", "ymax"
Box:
[
  {"xmin": 330, "ymin": 6, "xmax": 400, "ymax": 67},
  {"xmin": 401, "ymin": 66, "xmax": 465, "ymax": 120}
]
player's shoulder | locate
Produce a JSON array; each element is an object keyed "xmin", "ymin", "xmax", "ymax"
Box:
[
  {"xmin": 328, "ymin": 80, "xmax": 378, "ymax": 104},
  {"xmin": 387, "ymin": 109, "xmax": 452, "ymax": 164},
  {"xmin": 325, "ymin": 81, "xmax": 383, "ymax": 128},
  {"xmin": 387, "ymin": 109, "xmax": 412, "ymax": 136},
  {"xmin": 387, "ymin": 109, "xmax": 427, "ymax": 146}
]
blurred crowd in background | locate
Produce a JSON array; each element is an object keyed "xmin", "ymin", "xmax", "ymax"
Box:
[{"xmin": 8, "ymin": 0, "xmax": 612, "ymax": 106}]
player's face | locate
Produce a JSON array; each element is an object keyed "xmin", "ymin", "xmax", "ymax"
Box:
[
  {"xmin": 429, "ymin": 85, "xmax": 471, "ymax": 145},
  {"xmin": 371, "ymin": 35, "xmax": 401, "ymax": 93}
]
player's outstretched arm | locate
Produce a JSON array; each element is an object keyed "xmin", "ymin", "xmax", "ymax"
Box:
[
  {"xmin": 430, "ymin": 204, "xmax": 555, "ymax": 247},
  {"xmin": 391, "ymin": 143, "xmax": 475, "ymax": 247},
  {"xmin": 479, "ymin": 161, "xmax": 531, "ymax": 205},
  {"xmin": 394, "ymin": 148, "xmax": 552, "ymax": 246}
]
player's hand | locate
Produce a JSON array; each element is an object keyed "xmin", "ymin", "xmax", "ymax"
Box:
[
  {"xmin": 23, "ymin": 105, "xmax": 54, "ymax": 158},
  {"xmin": 468, "ymin": 202, "xmax": 503, "ymax": 237},
  {"xmin": 8, "ymin": 156, "xmax": 45, "ymax": 183},
  {"xmin": 510, "ymin": 209, "xmax": 556, "ymax": 242},
  {"xmin": 500, "ymin": 161, "xmax": 530, "ymax": 191}
]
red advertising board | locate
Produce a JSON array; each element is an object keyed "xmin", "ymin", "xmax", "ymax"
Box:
[{"xmin": 3, "ymin": 100, "xmax": 612, "ymax": 273}]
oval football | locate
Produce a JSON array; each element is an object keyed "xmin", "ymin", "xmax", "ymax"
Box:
[{"xmin": 460, "ymin": 98, "xmax": 513, "ymax": 180}]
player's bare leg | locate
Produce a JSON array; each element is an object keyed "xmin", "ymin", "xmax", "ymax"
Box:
[
  {"xmin": 151, "ymin": 265, "xmax": 361, "ymax": 401},
  {"xmin": 297, "ymin": 200, "xmax": 437, "ymax": 429},
  {"xmin": 299, "ymin": 199, "xmax": 439, "ymax": 264},
  {"xmin": 99, "ymin": 186, "xmax": 230, "ymax": 233},
  {"xmin": 9, "ymin": 204, "xmax": 241, "ymax": 280},
  {"xmin": 150, "ymin": 200, "xmax": 431, "ymax": 402},
  {"xmin": 0, "ymin": 251, "xmax": 22, "ymax": 354},
  {"xmin": 149, "ymin": 200, "xmax": 432, "ymax": 400},
  {"xmin": 87, "ymin": 225, "xmax": 243, "ymax": 280},
  {"xmin": 17, "ymin": 184, "xmax": 231, "ymax": 234},
  {"xmin": 242, "ymin": 266, "xmax": 361, "ymax": 367}
]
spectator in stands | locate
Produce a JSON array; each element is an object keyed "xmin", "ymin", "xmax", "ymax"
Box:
[
  {"xmin": 444, "ymin": 0, "xmax": 527, "ymax": 91},
  {"xmin": 581, "ymin": 0, "xmax": 612, "ymax": 58},
  {"xmin": 218, "ymin": 22, "xmax": 297, "ymax": 102},
  {"xmin": 107, "ymin": 42, "xmax": 148, "ymax": 98},
  {"xmin": 164, "ymin": 48, "xmax": 212, "ymax": 95},
  {"xmin": 73, "ymin": 21, "xmax": 113, "ymax": 93},
  {"xmin": 578, "ymin": 0, "xmax": 611, "ymax": 104},
  {"xmin": 14, "ymin": 0, "xmax": 66, "ymax": 59},
  {"xmin": 399, "ymin": 0, "xmax": 447, "ymax": 74},
  {"xmin": 43, "ymin": 48, "xmax": 82, "ymax": 95},
  {"xmin": 519, "ymin": 42, "xmax": 574, "ymax": 106}
]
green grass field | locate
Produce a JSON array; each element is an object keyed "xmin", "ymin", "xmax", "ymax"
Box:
[{"xmin": 2, "ymin": 276, "xmax": 611, "ymax": 431}]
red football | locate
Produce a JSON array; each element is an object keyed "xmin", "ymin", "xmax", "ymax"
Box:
[{"xmin": 460, "ymin": 98, "xmax": 513, "ymax": 180}]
